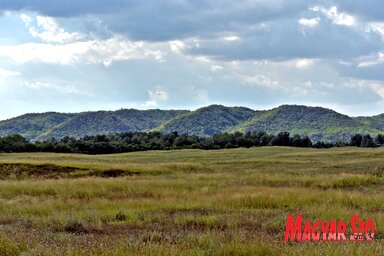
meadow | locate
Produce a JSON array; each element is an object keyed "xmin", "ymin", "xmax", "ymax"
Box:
[{"xmin": 0, "ymin": 147, "xmax": 383, "ymax": 255}]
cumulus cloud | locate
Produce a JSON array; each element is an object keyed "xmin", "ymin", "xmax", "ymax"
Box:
[
  {"xmin": 311, "ymin": 6, "xmax": 356, "ymax": 26},
  {"xmin": 365, "ymin": 22, "xmax": 384, "ymax": 39},
  {"xmin": 169, "ymin": 40, "xmax": 187, "ymax": 53},
  {"xmin": 298, "ymin": 17, "xmax": 320, "ymax": 28},
  {"xmin": 0, "ymin": 36, "xmax": 165, "ymax": 66},
  {"xmin": 1, "ymin": 0, "xmax": 384, "ymax": 118},
  {"xmin": 20, "ymin": 14, "xmax": 83, "ymax": 43}
]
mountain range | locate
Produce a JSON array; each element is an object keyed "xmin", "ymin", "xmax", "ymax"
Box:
[{"xmin": 1, "ymin": 105, "xmax": 383, "ymax": 142}]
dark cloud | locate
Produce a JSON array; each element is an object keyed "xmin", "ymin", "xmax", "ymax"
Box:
[
  {"xmin": 0, "ymin": 0, "xmax": 131, "ymax": 17},
  {"xmin": 187, "ymin": 19, "xmax": 382, "ymax": 61},
  {"xmin": 103, "ymin": 0, "xmax": 310, "ymax": 41},
  {"xmin": 0, "ymin": 0, "xmax": 310, "ymax": 41},
  {"xmin": 1, "ymin": 0, "xmax": 382, "ymax": 42}
]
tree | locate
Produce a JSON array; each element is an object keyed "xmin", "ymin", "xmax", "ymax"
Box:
[
  {"xmin": 350, "ymin": 134, "xmax": 363, "ymax": 147},
  {"xmin": 270, "ymin": 132, "xmax": 290, "ymax": 146},
  {"xmin": 375, "ymin": 134, "xmax": 384, "ymax": 146},
  {"xmin": 0, "ymin": 134, "xmax": 35, "ymax": 152},
  {"xmin": 360, "ymin": 134, "xmax": 375, "ymax": 148}
]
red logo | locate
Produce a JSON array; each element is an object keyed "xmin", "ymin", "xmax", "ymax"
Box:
[{"xmin": 284, "ymin": 214, "xmax": 375, "ymax": 242}]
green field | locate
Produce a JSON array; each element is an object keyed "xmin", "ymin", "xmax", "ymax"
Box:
[{"xmin": 0, "ymin": 147, "xmax": 383, "ymax": 255}]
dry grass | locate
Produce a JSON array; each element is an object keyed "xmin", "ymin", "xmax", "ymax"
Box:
[{"xmin": 0, "ymin": 147, "xmax": 383, "ymax": 255}]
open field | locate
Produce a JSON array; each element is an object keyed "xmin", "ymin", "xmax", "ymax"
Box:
[{"xmin": 0, "ymin": 147, "xmax": 383, "ymax": 255}]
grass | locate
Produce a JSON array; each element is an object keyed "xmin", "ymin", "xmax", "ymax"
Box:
[{"xmin": 0, "ymin": 147, "xmax": 383, "ymax": 255}]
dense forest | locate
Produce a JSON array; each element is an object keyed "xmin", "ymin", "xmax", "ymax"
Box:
[
  {"xmin": 2, "ymin": 105, "xmax": 384, "ymax": 143},
  {"xmin": 0, "ymin": 131, "xmax": 383, "ymax": 154}
]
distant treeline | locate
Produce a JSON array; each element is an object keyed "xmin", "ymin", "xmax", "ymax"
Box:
[{"xmin": 0, "ymin": 132, "xmax": 383, "ymax": 154}]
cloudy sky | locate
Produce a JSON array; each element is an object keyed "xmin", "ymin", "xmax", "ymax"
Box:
[{"xmin": 0, "ymin": 0, "xmax": 384, "ymax": 120}]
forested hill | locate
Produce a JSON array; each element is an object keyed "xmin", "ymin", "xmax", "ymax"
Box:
[
  {"xmin": 0, "ymin": 112, "xmax": 75, "ymax": 141},
  {"xmin": 0, "ymin": 109, "xmax": 188, "ymax": 141},
  {"xmin": 1, "ymin": 105, "xmax": 384, "ymax": 142},
  {"xmin": 232, "ymin": 105, "xmax": 381, "ymax": 142},
  {"xmin": 35, "ymin": 109, "xmax": 189, "ymax": 141},
  {"xmin": 157, "ymin": 105, "xmax": 257, "ymax": 137}
]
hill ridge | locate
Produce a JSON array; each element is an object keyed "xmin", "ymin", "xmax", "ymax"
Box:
[{"xmin": 1, "ymin": 105, "xmax": 383, "ymax": 142}]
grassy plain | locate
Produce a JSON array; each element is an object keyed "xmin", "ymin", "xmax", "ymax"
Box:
[{"xmin": 0, "ymin": 147, "xmax": 383, "ymax": 255}]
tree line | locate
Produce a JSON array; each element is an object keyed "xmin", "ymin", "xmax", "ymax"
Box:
[{"xmin": 0, "ymin": 132, "xmax": 383, "ymax": 154}]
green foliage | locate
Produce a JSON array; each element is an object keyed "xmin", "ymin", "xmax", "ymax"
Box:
[
  {"xmin": 1, "ymin": 105, "xmax": 384, "ymax": 143},
  {"xmin": 0, "ymin": 112, "xmax": 75, "ymax": 141},
  {"xmin": 36, "ymin": 109, "xmax": 188, "ymax": 141},
  {"xmin": 354, "ymin": 114, "xmax": 384, "ymax": 130},
  {"xmin": 235, "ymin": 105, "xmax": 382, "ymax": 142},
  {"xmin": 0, "ymin": 131, "xmax": 323, "ymax": 154},
  {"xmin": 0, "ymin": 130, "xmax": 382, "ymax": 155},
  {"xmin": 0, "ymin": 110, "xmax": 187, "ymax": 141},
  {"xmin": 158, "ymin": 105, "xmax": 256, "ymax": 137}
]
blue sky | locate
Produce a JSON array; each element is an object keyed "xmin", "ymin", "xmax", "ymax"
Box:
[{"xmin": 0, "ymin": 0, "xmax": 384, "ymax": 120}]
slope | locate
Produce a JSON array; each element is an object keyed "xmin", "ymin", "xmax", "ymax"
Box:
[
  {"xmin": 354, "ymin": 114, "xmax": 384, "ymax": 130},
  {"xmin": 0, "ymin": 113, "xmax": 75, "ymax": 141},
  {"xmin": 36, "ymin": 109, "xmax": 188, "ymax": 140},
  {"xmin": 233, "ymin": 105, "xmax": 381, "ymax": 142},
  {"xmin": 157, "ymin": 105, "xmax": 256, "ymax": 137}
]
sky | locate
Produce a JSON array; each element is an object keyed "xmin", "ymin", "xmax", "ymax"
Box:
[{"xmin": 0, "ymin": 0, "xmax": 384, "ymax": 120}]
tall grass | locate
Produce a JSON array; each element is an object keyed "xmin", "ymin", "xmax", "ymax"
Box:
[{"xmin": 0, "ymin": 147, "xmax": 383, "ymax": 254}]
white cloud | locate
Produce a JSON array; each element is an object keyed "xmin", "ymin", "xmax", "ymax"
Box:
[
  {"xmin": 19, "ymin": 13, "xmax": 32, "ymax": 26},
  {"xmin": 13, "ymin": 13, "xmax": 167, "ymax": 66},
  {"xmin": 0, "ymin": 68, "xmax": 21, "ymax": 79},
  {"xmin": 365, "ymin": 22, "xmax": 384, "ymax": 39},
  {"xmin": 0, "ymin": 36, "xmax": 165, "ymax": 66},
  {"xmin": 144, "ymin": 88, "xmax": 169, "ymax": 107},
  {"xmin": 169, "ymin": 40, "xmax": 187, "ymax": 53},
  {"xmin": 311, "ymin": 6, "xmax": 355, "ymax": 26},
  {"xmin": 0, "ymin": 42, "xmax": 89, "ymax": 64},
  {"xmin": 298, "ymin": 17, "xmax": 320, "ymax": 28},
  {"xmin": 211, "ymin": 65, "xmax": 223, "ymax": 71},
  {"xmin": 222, "ymin": 36, "xmax": 241, "ymax": 41},
  {"xmin": 21, "ymin": 13, "xmax": 83, "ymax": 43},
  {"xmin": 276, "ymin": 58, "xmax": 316, "ymax": 69},
  {"xmin": 357, "ymin": 52, "xmax": 384, "ymax": 67},
  {"xmin": 295, "ymin": 59, "xmax": 315, "ymax": 69}
]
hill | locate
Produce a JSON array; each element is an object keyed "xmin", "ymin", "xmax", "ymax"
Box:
[
  {"xmin": 233, "ymin": 105, "xmax": 381, "ymax": 142},
  {"xmin": 0, "ymin": 109, "xmax": 187, "ymax": 141},
  {"xmin": 157, "ymin": 105, "xmax": 256, "ymax": 137},
  {"xmin": 354, "ymin": 114, "xmax": 384, "ymax": 130},
  {"xmin": 1, "ymin": 104, "xmax": 384, "ymax": 142},
  {"xmin": 35, "ymin": 109, "xmax": 188, "ymax": 141},
  {"xmin": 0, "ymin": 112, "xmax": 75, "ymax": 141}
]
